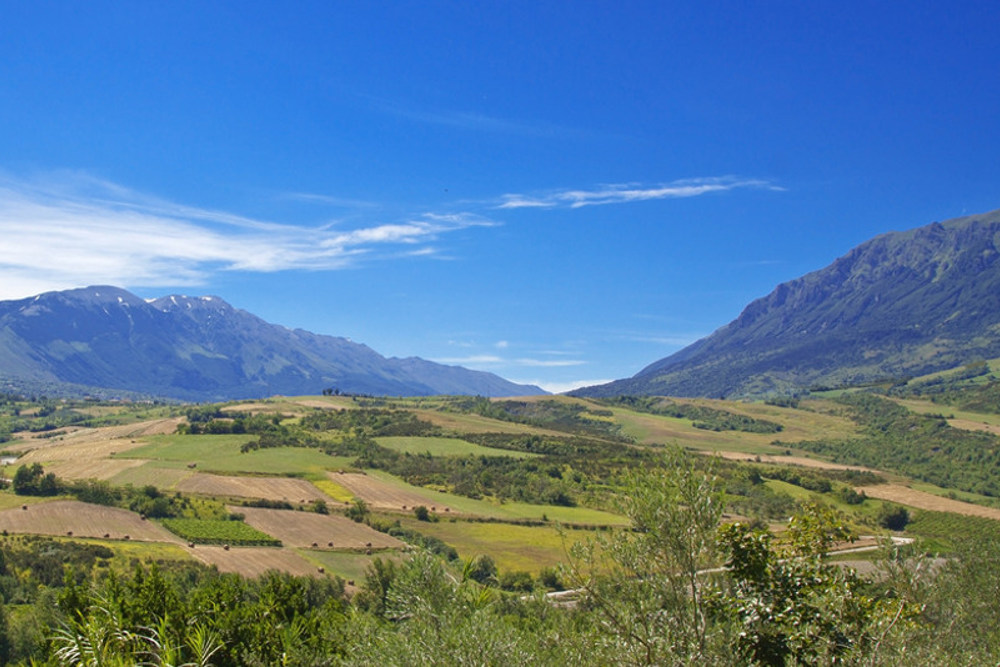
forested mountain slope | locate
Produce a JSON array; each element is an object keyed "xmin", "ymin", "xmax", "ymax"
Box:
[
  {"xmin": 576, "ymin": 208, "xmax": 1000, "ymax": 398},
  {"xmin": 0, "ymin": 286, "xmax": 543, "ymax": 400}
]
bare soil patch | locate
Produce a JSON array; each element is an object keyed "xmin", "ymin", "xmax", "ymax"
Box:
[
  {"xmin": 712, "ymin": 451, "xmax": 879, "ymax": 473},
  {"xmin": 330, "ymin": 472, "xmax": 446, "ymax": 511},
  {"xmin": 857, "ymin": 484, "xmax": 1000, "ymax": 520},
  {"xmin": 182, "ymin": 545, "xmax": 324, "ymax": 578},
  {"xmin": 176, "ymin": 473, "xmax": 328, "ymax": 502},
  {"xmin": 0, "ymin": 500, "xmax": 184, "ymax": 542},
  {"xmin": 237, "ymin": 507, "xmax": 403, "ymax": 549}
]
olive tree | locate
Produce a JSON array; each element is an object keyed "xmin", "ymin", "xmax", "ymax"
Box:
[{"xmin": 564, "ymin": 449, "xmax": 730, "ymax": 665}]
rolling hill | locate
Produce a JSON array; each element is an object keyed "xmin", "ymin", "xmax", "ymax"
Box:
[
  {"xmin": 0, "ymin": 285, "xmax": 544, "ymax": 400},
  {"xmin": 575, "ymin": 208, "xmax": 1000, "ymax": 398}
]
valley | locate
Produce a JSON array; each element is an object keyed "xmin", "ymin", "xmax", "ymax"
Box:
[
  {"xmin": 3, "ymin": 367, "xmax": 1000, "ymax": 582},
  {"xmin": 0, "ymin": 359, "xmax": 999, "ymax": 662}
]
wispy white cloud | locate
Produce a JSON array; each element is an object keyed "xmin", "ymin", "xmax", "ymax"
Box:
[
  {"xmin": 431, "ymin": 355, "xmax": 584, "ymax": 369},
  {"xmin": 497, "ymin": 176, "xmax": 781, "ymax": 209},
  {"xmin": 0, "ymin": 173, "xmax": 496, "ymax": 299}
]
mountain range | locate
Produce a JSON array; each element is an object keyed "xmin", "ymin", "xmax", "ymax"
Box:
[
  {"xmin": 4, "ymin": 208, "xmax": 998, "ymax": 403},
  {"xmin": 575, "ymin": 208, "xmax": 1000, "ymax": 398},
  {"xmin": 0, "ymin": 286, "xmax": 543, "ymax": 401}
]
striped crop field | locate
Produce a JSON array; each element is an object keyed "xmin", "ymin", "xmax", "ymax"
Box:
[
  {"xmin": 237, "ymin": 507, "xmax": 403, "ymax": 549},
  {"xmin": 160, "ymin": 518, "xmax": 281, "ymax": 546}
]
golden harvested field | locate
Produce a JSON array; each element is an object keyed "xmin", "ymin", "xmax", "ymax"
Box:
[
  {"xmin": 220, "ymin": 402, "xmax": 277, "ymax": 413},
  {"xmin": 0, "ymin": 500, "xmax": 184, "ymax": 542},
  {"xmin": 858, "ymin": 484, "xmax": 1000, "ymax": 520},
  {"xmin": 182, "ymin": 544, "xmax": 325, "ymax": 578},
  {"xmin": 44, "ymin": 458, "xmax": 147, "ymax": 481},
  {"xmin": 237, "ymin": 507, "xmax": 403, "ymax": 549},
  {"xmin": 109, "ymin": 464, "xmax": 193, "ymax": 489},
  {"xmin": 290, "ymin": 398, "xmax": 352, "ymax": 410},
  {"xmin": 946, "ymin": 418, "xmax": 1000, "ymax": 436},
  {"xmin": 176, "ymin": 473, "xmax": 329, "ymax": 502},
  {"xmin": 7, "ymin": 418, "xmax": 184, "ymax": 461},
  {"xmin": 330, "ymin": 471, "xmax": 449, "ymax": 511}
]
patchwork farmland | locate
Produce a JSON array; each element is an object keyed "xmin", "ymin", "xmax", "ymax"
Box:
[{"xmin": 2, "ymin": 385, "xmax": 1000, "ymax": 588}]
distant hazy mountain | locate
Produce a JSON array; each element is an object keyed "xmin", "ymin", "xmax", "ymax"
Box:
[
  {"xmin": 575, "ymin": 208, "xmax": 1000, "ymax": 398},
  {"xmin": 0, "ymin": 286, "xmax": 544, "ymax": 401}
]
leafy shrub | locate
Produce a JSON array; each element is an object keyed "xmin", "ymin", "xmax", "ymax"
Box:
[{"xmin": 877, "ymin": 503, "xmax": 910, "ymax": 530}]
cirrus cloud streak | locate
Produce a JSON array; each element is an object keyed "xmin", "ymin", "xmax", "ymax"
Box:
[
  {"xmin": 497, "ymin": 176, "xmax": 780, "ymax": 209},
  {"xmin": 0, "ymin": 174, "xmax": 495, "ymax": 299}
]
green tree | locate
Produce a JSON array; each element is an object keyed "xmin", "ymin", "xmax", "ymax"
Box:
[
  {"xmin": 346, "ymin": 498, "xmax": 370, "ymax": 523},
  {"xmin": 12, "ymin": 463, "xmax": 44, "ymax": 495},
  {"xmin": 877, "ymin": 503, "xmax": 910, "ymax": 530},
  {"xmin": 716, "ymin": 503, "xmax": 907, "ymax": 665},
  {"xmin": 0, "ymin": 599, "xmax": 10, "ymax": 665},
  {"xmin": 565, "ymin": 450, "xmax": 728, "ymax": 664},
  {"xmin": 354, "ymin": 557, "xmax": 398, "ymax": 618},
  {"xmin": 464, "ymin": 554, "xmax": 497, "ymax": 586},
  {"xmin": 311, "ymin": 499, "xmax": 330, "ymax": 514}
]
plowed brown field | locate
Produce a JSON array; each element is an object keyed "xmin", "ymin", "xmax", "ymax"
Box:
[
  {"xmin": 858, "ymin": 484, "xmax": 1000, "ymax": 520},
  {"xmin": 176, "ymin": 473, "xmax": 328, "ymax": 502},
  {"xmin": 238, "ymin": 507, "xmax": 403, "ymax": 549},
  {"xmin": 182, "ymin": 545, "xmax": 324, "ymax": 578},
  {"xmin": 330, "ymin": 472, "xmax": 446, "ymax": 511},
  {"xmin": 0, "ymin": 500, "xmax": 184, "ymax": 542}
]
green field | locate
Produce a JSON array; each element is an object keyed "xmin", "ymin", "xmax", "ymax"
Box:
[
  {"xmin": 120, "ymin": 434, "xmax": 355, "ymax": 477},
  {"xmin": 608, "ymin": 400, "xmax": 858, "ymax": 453},
  {"xmin": 312, "ymin": 478, "xmax": 355, "ymax": 502},
  {"xmin": 395, "ymin": 516, "xmax": 595, "ymax": 574},
  {"xmin": 906, "ymin": 509, "xmax": 1000, "ymax": 550},
  {"xmin": 892, "ymin": 397, "xmax": 1000, "ymax": 427},
  {"xmin": 363, "ymin": 469, "xmax": 627, "ymax": 525},
  {"xmin": 376, "ymin": 435, "xmax": 537, "ymax": 458},
  {"xmin": 300, "ymin": 548, "xmax": 405, "ymax": 582},
  {"xmin": 160, "ymin": 518, "xmax": 282, "ymax": 546}
]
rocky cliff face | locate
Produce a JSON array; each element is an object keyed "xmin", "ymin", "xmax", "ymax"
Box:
[{"xmin": 575, "ymin": 208, "xmax": 1000, "ymax": 398}]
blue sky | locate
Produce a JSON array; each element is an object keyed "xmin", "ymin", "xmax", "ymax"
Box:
[{"xmin": 1, "ymin": 2, "xmax": 998, "ymax": 392}]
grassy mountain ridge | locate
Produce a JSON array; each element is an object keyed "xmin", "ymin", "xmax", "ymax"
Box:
[{"xmin": 577, "ymin": 208, "xmax": 1000, "ymax": 398}]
